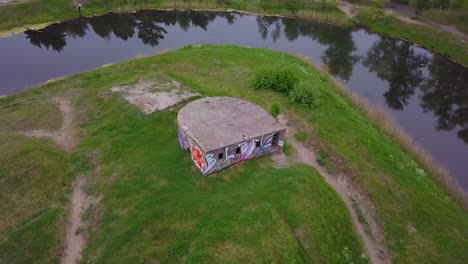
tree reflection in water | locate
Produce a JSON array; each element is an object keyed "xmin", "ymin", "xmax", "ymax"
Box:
[
  {"xmin": 362, "ymin": 36, "xmax": 468, "ymax": 143},
  {"xmin": 23, "ymin": 11, "xmax": 468, "ymax": 143},
  {"xmin": 256, "ymin": 16, "xmax": 359, "ymax": 80},
  {"xmin": 23, "ymin": 10, "xmax": 222, "ymax": 50},
  {"xmin": 363, "ymin": 37, "xmax": 429, "ymax": 110},
  {"xmin": 420, "ymin": 56, "xmax": 468, "ymax": 143}
]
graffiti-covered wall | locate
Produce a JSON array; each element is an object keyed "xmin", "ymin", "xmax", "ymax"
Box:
[{"xmin": 178, "ymin": 127, "xmax": 285, "ymax": 175}]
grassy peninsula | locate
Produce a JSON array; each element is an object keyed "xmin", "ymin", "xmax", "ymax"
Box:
[{"xmin": 0, "ymin": 45, "xmax": 466, "ymax": 263}]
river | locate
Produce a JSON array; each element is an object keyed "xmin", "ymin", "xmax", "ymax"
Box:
[{"xmin": 0, "ymin": 10, "xmax": 466, "ymax": 189}]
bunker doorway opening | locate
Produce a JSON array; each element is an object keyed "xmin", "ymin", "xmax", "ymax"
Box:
[{"xmin": 272, "ymin": 133, "xmax": 279, "ymax": 146}]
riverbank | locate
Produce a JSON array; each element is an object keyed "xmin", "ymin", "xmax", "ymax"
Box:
[
  {"xmin": 353, "ymin": 6, "xmax": 468, "ymax": 67},
  {"xmin": 0, "ymin": 45, "xmax": 466, "ymax": 263},
  {"xmin": 0, "ymin": 0, "xmax": 467, "ymax": 66}
]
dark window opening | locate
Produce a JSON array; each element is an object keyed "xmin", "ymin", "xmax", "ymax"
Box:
[
  {"xmin": 236, "ymin": 147, "xmax": 241, "ymax": 154},
  {"xmin": 218, "ymin": 152, "xmax": 224, "ymax": 159},
  {"xmin": 272, "ymin": 133, "xmax": 279, "ymax": 146},
  {"xmin": 255, "ymin": 141, "xmax": 260, "ymax": 148}
]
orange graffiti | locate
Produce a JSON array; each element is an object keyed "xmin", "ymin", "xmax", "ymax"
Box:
[{"xmin": 191, "ymin": 145, "xmax": 204, "ymax": 169}]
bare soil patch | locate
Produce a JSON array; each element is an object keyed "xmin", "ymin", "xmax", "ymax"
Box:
[
  {"xmin": 0, "ymin": 0, "xmax": 31, "ymax": 5},
  {"xmin": 270, "ymin": 151, "xmax": 289, "ymax": 168},
  {"xmin": 19, "ymin": 97, "xmax": 77, "ymax": 151},
  {"xmin": 61, "ymin": 176, "xmax": 100, "ymax": 264},
  {"xmin": 111, "ymin": 80, "xmax": 198, "ymax": 114},
  {"xmin": 338, "ymin": 1, "xmax": 360, "ymax": 18},
  {"xmin": 279, "ymin": 114, "xmax": 392, "ymax": 264}
]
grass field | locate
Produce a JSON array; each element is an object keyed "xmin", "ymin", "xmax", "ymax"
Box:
[
  {"xmin": 0, "ymin": 45, "xmax": 467, "ymax": 263},
  {"xmin": 0, "ymin": 97, "xmax": 72, "ymax": 263}
]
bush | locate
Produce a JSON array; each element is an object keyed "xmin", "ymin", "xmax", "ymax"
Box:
[
  {"xmin": 253, "ymin": 67, "xmax": 299, "ymax": 94},
  {"xmin": 289, "ymin": 81, "xmax": 317, "ymax": 107},
  {"xmin": 270, "ymin": 103, "xmax": 281, "ymax": 117},
  {"xmin": 316, "ymin": 150, "xmax": 329, "ymax": 167}
]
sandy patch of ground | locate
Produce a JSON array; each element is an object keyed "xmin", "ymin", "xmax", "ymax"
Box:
[
  {"xmin": 0, "ymin": 0, "xmax": 31, "ymax": 5},
  {"xmin": 61, "ymin": 176, "xmax": 101, "ymax": 264},
  {"xmin": 338, "ymin": 1, "xmax": 359, "ymax": 18},
  {"xmin": 270, "ymin": 151, "xmax": 289, "ymax": 168},
  {"xmin": 111, "ymin": 80, "xmax": 198, "ymax": 114},
  {"xmin": 19, "ymin": 97, "xmax": 77, "ymax": 151},
  {"xmin": 278, "ymin": 114, "xmax": 391, "ymax": 264}
]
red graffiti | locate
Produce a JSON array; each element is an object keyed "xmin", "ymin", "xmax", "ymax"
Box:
[{"xmin": 191, "ymin": 145, "xmax": 204, "ymax": 169}]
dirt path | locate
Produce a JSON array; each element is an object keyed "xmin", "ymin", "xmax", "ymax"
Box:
[
  {"xmin": 279, "ymin": 114, "xmax": 391, "ymax": 264},
  {"xmin": 337, "ymin": 1, "xmax": 360, "ymax": 18},
  {"xmin": 338, "ymin": 1, "xmax": 467, "ymax": 41},
  {"xmin": 0, "ymin": 0, "xmax": 31, "ymax": 5},
  {"xmin": 20, "ymin": 97, "xmax": 77, "ymax": 151},
  {"xmin": 60, "ymin": 176, "xmax": 100, "ymax": 264}
]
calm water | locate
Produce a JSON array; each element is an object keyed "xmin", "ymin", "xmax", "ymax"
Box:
[{"xmin": 0, "ymin": 10, "xmax": 467, "ymax": 189}]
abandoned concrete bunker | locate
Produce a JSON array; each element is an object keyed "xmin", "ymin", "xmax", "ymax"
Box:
[{"xmin": 177, "ymin": 97, "xmax": 286, "ymax": 175}]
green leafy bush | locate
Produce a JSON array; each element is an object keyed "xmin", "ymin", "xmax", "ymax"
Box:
[
  {"xmin": 289, "ymin": 81, "xmax": 317, "ymax": 107},
  {"xmin": 316, "ymin": 150, "xmax": 329, "ymax": 167},
  {"xmin": 253, "ymin": 67, "xmax": 299, "ymax": 94},
  {"xmin": 270, "ymin": 103, "xmax": 281, "ymax": 117}
]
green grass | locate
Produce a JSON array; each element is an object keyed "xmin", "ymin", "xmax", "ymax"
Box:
[
  {"xmin": 0, "ymin": 0, "xmax": 75, "ymax": 32},
  {"xmin": 422, "ymin": 8, "xmax": 468, "ymax": 34},
  {"xmin": 353, "ymin": 7, "xmax": 468, "ymax": 66},
  {"xmin": 0, "ymin": 45, "xmax": 467, "ymax": 263},
  {"xmin": 0, "ymin": 95, "xmax": 73, "ymax": 262},
  {"xmin": 0, "ymin": 209, "xmax": 63, "ymax": 263},
  {"xmin": 294, "ymin": 131, "xmax": 308, "ymax": 142}
]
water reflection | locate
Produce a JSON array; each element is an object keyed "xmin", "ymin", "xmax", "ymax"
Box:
[
  {"xmin": 420, "ymin": 56, "xmax": 468, "ymax": 144},
  {"xmin": 6, "ymin": 10, "xmax": 468, "ymax": 187},
  {"xmin": 363, "ymin": 37, "xmax": 429, "ymax": 110},
  {"xmin": 24, "ymin": 11, "xmax": 237, "ymax": 50},
  {"xmin": 257, "ymin": 16, "xmax": 359, "ymax": 80}
]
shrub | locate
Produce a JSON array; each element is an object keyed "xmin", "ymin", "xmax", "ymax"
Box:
[
  {"xmin": 270, "ymin": 103, "xmax": 281, "ymax": 117},
  {"xmin": 289, "ymin": 81, "xmax": 317, "ymax": 107},
  {"xmin": 316, "ymin": 150, "xmax": 329, "ymax": 167},
  {"xmin": 253, "ymin": 67, "xmax": 299, "ymax": 94}
]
